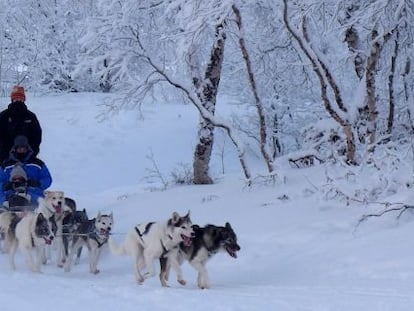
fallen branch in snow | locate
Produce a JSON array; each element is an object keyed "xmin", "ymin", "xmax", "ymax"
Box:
[
  {"xmin": 355, "ymin": 203, "xmax": 414, "ymax": 229},
  {"xmin": 289, "ymin": 154, "xmax": 324, "ymax": 168}
]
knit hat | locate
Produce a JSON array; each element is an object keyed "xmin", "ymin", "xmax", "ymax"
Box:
[
  {"xmin": 9, "ymin": 163, "xmax": 27, "ymax": 182},
  {"xmin": 13, "ymin": 135, "xmax": 29, "ymax": 148},
  {"xmin": 10, "ymin": 86, "xmax": 26, "ymax": 102}
]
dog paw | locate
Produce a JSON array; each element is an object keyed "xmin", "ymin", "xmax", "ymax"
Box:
[
  {"xmin": 198, "ymin": 283, "xmax": 210, "ymax": 289},
  {"xmin": 177, "ymin": 279, "xmax": 186, "ymax": 286},
  {"xmin": 91, "ymin": 269, "xmax": 100, "ymax": 274}
]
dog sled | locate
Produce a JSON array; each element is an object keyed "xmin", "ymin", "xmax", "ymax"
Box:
[{"xmin": 0, "ymin": 179, "xmax": 36, "ymax": 215}]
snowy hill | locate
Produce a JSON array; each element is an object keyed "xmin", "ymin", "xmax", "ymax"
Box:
[{"xmin": 0, "ymin": 93, "xmax": 413, "ymax": 311}]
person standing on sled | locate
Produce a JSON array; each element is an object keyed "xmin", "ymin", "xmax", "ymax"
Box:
[
  {"xmin": 0, "ymin": 86, "xmax": 42, "ymax": 163},
  {"xmin": 0, "ymin": 135, "xmax": 52, "ymax": 209}
]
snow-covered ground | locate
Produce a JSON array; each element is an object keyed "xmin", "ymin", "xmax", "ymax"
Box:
[{"xmin": 0, "ymin": 92, "xmax": 413, "ymax": 310}]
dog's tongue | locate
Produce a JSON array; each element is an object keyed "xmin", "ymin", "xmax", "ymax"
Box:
[
  {"xmin": 54, "ymin": 204, "xmax": 62, "ymax": 214},
  {"xmin": 226, "ymin": 247, "xmax": 238, "ymax": 258},
  {"xmin": 182, "ymin": 235, "xmax": 192, "ymax": 246}
]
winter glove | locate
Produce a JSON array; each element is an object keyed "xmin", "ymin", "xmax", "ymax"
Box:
[
  {"xmin": 3, "ymin": 181, "xmax": 13, "ymax": 191},
  {"xmin": 27, "ymin": 179, "xmax": 40, "ymax": 187}
]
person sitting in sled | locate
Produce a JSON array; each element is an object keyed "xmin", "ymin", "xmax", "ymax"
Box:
[{"xmin": 0, "ymin": 135, "xmax": 52, "ymax": 209}]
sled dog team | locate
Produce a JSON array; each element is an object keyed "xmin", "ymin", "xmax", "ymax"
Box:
[{"xmin": 0, "ymin": 190, "xmax": 240, "ymax": 289}]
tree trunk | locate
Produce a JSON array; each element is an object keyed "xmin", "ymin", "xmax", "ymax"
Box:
[
  {"xmin": 232, "ymin": 4, "xmax": 274, "ymax": 173},
  {"xmin": 387, "ymin": 30, "xmax": 398, "ymax": 134},
  {"xmin": 365, "ymin": 30, "xmax": 380, "ymax": 150},
  {"xmin": 344, "ymin": 27, "xmax": 365, "ymax": 80},
  {"xmin": 282, "ymin": 0, "xmax": 356, "ymax": 164},
  {"xmin": 192, "ymin": 23, "xmax": 226, "ymax": 184}
]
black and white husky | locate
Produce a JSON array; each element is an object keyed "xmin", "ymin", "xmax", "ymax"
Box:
[
  {"xmin": 64, "ymin": 212, "xmax": 113, "ymax": 274},
  {"xmin": 108, "ymin": 211, "xmax": 194, "ymax": 284},
  {"xmin": 61, "ymin": 208, "xmax": 88, "ymax": 266},
  {"xmin": 9, "ymin": 212, "xmax": 55, "ymax": 272},
  {"xmin": 160, "ymin": 222, "xmax": 240, "ymax": 289}
]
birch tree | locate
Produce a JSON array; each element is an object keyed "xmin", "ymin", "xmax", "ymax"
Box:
[
  {"xmin": 192, "ymin": 22, "xmax": 227, "ymax": 184},
  {"xmin": 282, "ymin": 0, "xmax": 357, "ymax": 163},
  {"xmin": 78, "ymin": 0, "xmax": 253, "ymax": 181}
]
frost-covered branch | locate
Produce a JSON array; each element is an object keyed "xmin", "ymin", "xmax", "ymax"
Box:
[
  {"xmin": 282, "ymin": 0, "xmax": 356, "ymax": 164},
  {"xmin": 139, "ymin": 41, "xmax": 252, "ymax": 182}
]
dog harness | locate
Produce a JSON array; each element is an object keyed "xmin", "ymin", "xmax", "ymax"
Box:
[
  {"xmin": 159, "ymin": 233, "xmax": 177, "ymax": 257},
  {"xmin": 134, "ymin": 222, "xmax": 155, "ymax": 238},
  {"xmin": 88, "ymin": 230, "xmax": 108, "ymax": 248},
  {"xmin": 84, "ymin": 220, "xmax": 109, "ymax": 248}
]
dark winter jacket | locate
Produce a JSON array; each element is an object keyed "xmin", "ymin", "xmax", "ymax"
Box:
[
  {"xmin": 0, "ymin": 154, "xmax": 52, "ymax": 206},
  {"xmin": 0, "ymin": 101, "xmax": 42, "ymax": 163}
]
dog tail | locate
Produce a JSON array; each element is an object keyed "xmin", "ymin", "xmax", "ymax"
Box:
[{"xmin": 108, "ymin": 237, "xmax": 127, "ymax": 256}]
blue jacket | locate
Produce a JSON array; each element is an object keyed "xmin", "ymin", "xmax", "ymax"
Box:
[{"xmin": 0, "ymin": 156, "xmax": 52, "ymax": 206}]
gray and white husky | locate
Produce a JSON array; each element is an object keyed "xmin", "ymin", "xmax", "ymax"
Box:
[
  {"xmin": 64, "ymin": 212, "xmax": 113, "ymax": 274},
  {"xmin": 160, "ymin": 222, "xmax": 240, "ymax": 289},
  {"xmin": 9, "ymin": 212, "xmax": 55, "ymax": 272},
  {"xmin": 108, "ymin": 211, "xmax": 194, "ymax": 284}
]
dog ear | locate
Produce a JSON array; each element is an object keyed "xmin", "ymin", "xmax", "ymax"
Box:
[
  {"xmin": 109, "ymin": 212, "xmax": 114, "ymax": 221},
  {"xmin": 192, "ymin": 224, "xmax": 201, "ymax": 233},
  {"xmin": 43, "ymin": 190, "xmax": 50, "ymax": 197},
  {"xmin": 183, "ymin": 210, "xmax": 191, "ymax": 222},
  {"xmin": 225, "ymin": 222, "xmax": 232, "ymax": 230},
  {"xmin": 171, "ymin": 212, "xmax": 180, "ymax": 224},
  {"xmin": 97, "ymin": 211, "xmax": 101, "ymax": 219}
]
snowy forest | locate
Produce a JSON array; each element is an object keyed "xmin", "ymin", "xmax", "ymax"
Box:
[{"xmin": 1, "ymin": 0, "xmax": 414, "ymax": 189}]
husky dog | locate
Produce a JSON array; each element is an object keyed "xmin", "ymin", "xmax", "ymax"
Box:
[
  {"xmin": 36, "ymin": 191, "xmax": 66, "ymax": 218},
  {"xmin": 108, "ymin": 211, "xmax": 194, "ymax": 284},
  {"xmin": 160, "ymin": 222, "xmax": 240, "ymax": 289},
  {"xmin": 0, "ymin": 212, "xmax": 20, "ymax": 253},
  {"xmin": 9, "ymin": 212, "xmax": 55, "ymax": 272},
  {"xmin": 61, "ymin": 208, "xmax": 88, "ymax": 266},
  {"xmin": 64, "ymin": 212, "xmax": 113, "ymax": 274},
  {"xmin": 64, "ymin": 197, "xmax": 77, "ymax": 213},
  {"xmin": 36, "ymin": 190, "xmax": 73, "ymax": 266}
]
